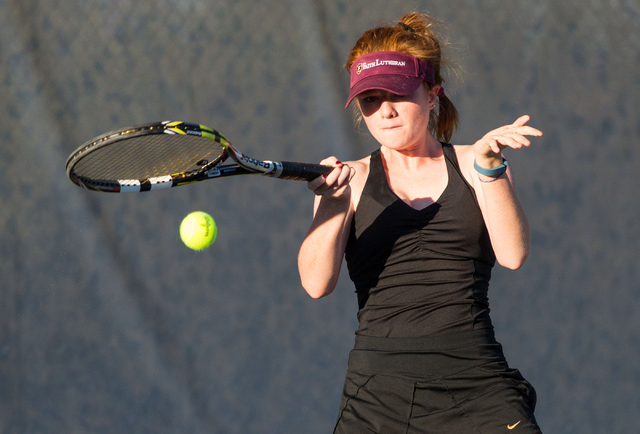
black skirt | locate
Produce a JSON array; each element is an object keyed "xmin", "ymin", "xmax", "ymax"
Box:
[{"xmin": 334, "ymin": 329, "xmax": 541, "ymax": 434}]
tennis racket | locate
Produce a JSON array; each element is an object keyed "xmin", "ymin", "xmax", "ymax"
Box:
[{"xmin": 65, "ymin": 121, "xmax": 333, "ymax": 193}]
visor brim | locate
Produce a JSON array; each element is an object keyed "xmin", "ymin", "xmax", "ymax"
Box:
[{"xmin": 345, "ymin": 75, "xmax": 424, "ymax": 108}]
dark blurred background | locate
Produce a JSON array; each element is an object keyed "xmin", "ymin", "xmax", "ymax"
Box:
[{"xmin": 1, "ymin": 1, "xmax": 639, "ymax": 432}]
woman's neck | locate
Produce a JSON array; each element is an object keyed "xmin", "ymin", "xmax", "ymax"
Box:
[{"xmin": 380, "ymin": 135, "xmax": 443, "ymax": 171}]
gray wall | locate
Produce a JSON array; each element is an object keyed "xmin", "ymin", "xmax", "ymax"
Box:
[{"xmin": 1, "ymin": 0, "xmax": 639, "ymax": 432}]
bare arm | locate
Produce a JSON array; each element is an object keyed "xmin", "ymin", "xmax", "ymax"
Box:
[
  {"xmin": 465, "ymin": 115, "xmax": 542, "ymax": 269},
  {"xmin": 298, "ymin": 159, "xmax": 356, "ymax": 298}
]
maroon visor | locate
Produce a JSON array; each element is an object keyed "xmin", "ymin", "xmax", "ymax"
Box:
[{"xmin": 345, "ymin": 51, "xmax": 438, "ymax": 108}]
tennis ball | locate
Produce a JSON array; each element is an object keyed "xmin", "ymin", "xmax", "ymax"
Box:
[{"xmin": 180, "ymin": 211, "xmax": 217, "ymax": 250}]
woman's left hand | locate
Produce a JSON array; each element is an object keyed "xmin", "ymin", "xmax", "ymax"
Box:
[{"xmin": 473, "ymin": 115, "xmax": 542, "ymax": 167}]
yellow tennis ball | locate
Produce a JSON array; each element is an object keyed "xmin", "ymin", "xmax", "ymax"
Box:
[{"xmin": 180, "ymin": 211, "xmax": 217, "ymax": 250}]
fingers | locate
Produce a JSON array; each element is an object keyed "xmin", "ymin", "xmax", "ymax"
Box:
[
  {"xmin": 474, "ymin": 116, "xmax": 543, "ymax": 160},
  {"xmin": 479, "ymin": 133, "xmax": 529, "ymax": 155},
  {"xmin": 307, "ymin": 174, "xmax": 328, "ymax": 191},
  {"xmin": 316, "ymin": 165, "xmax": 354, "ymax": 198},
  {"xmin": 492, "ymin": 115, "xmax": 541, "ymax": 133},
  {"xmin": 307, "ymin": 157, "xmax": 341, "ymax": 190},
  {"xmin": 493, "ymin": 122, "xmax": 542, "ymax": 139},
  {"xmin": 483, "ymin": 138, "xmax": 502, "ymax": 155},
  {"xmin": 512, "ymin": 114, "xmax": 531, "ymax": 127},
  {"xmin": 307, "ymin": 158, "xmax": 354, "ymax": 199},
  {"xmin": 319, "ymin": 156, "xmax": 342, "ymax": 166},
  {"xmin": 497, "ymin": 132, "xmax": 534, "ymax": 148},
  {"xmin": 511, "ymin": 115, "xmax": 543, "ymax": 136}
]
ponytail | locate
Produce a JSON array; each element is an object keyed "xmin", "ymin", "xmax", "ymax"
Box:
[{"xmin": 435, "ymin": 93, "xmax": 459, "ymax": 143}]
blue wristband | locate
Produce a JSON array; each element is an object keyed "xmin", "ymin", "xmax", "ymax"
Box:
[{"xmin": 474, "ymin": 158, "xmax": 508, "ymax": 177}]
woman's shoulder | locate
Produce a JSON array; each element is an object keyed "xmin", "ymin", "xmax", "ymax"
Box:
[
  {"xmin": 451, "ymin": 144, "xmax": 476, "ymax": 186},
  {"xmin": 451, "ymin": 143, "xmax": 474, "ymax": 166},
  {"xmin": 345, "ymin": 155, "xmax": 371, "ymax": 211},
  {"xmin": 347, "ymin": 155, "xmax": 371, "ymax": 171},
  {"xmin": 347, "ymin": 155, "xmax": 371, "ymax": 185}
]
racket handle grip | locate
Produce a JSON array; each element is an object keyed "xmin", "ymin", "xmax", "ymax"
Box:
[{"xmin": 272, "ymin": 162, "xmax": 334, "ymax": 181}]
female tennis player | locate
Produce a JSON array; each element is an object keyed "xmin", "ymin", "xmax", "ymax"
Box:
[{"xmin": 298, "ymin": 12, "xmax": 543, "ymax": 433}]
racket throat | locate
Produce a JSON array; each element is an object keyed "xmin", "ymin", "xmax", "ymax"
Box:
[
  {"xmin": 264, "ymin": 162, "xmax": 283, "ymax": 178},
  {"xmin": 228, "ymin": 147, "xmax": 277, "ymax": 175}
]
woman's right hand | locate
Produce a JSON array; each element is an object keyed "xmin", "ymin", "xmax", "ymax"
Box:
[{"xmin": 307, "ymin": 157, "xmax": 355, "ymax": 201}]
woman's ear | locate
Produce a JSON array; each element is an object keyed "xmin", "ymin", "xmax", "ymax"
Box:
[{"xmin": 427, "ymin": 85, "xmax": 441, "ymax": 110}]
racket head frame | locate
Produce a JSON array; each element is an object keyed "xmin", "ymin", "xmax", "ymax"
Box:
[
  {"xmin": 65, "ymin": 121, "xmax": 270, "ymax": 192},
  {"xmin": 65, "ymin": 121, "xmax": 332, "ymax": 193}
]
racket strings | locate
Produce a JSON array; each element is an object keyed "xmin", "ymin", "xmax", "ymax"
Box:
[{"xmin": 72, "ymin": 135, "xmax": 225, "ymax": 181}]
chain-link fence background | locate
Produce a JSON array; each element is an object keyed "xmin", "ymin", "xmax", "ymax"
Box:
[{"xmin": 1, "ymin": 0, "xmax": 639, "ymax": 432}]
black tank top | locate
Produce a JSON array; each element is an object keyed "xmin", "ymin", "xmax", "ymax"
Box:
[{"xmin": 345, "ymin": 144, "xmax": 496, "ymax": 337}]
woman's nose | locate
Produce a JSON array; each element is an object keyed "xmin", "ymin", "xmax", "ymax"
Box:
[{"xmin": 379, "ymin": 100, "xmax": 397, "ymax": 118}]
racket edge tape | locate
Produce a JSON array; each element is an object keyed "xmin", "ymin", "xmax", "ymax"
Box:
[{"xmin": 65, "ymin": 121, "xmax": 333, "ymax": 193}]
